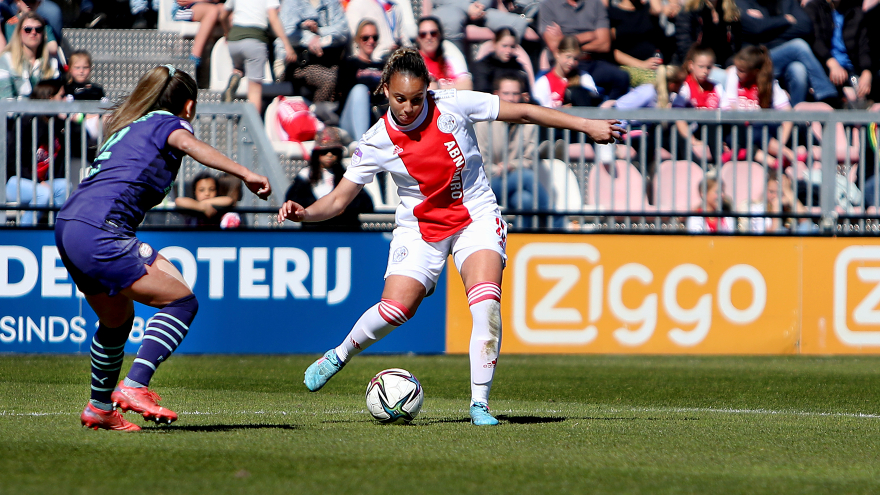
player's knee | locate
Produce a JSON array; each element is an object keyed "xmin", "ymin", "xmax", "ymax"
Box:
[
  {"xmin": 379, "ymin": 298, "xmax": 414, "ymax": 326},
  {"xmin": 166, "ymin": 293, "xmax": 199, "ymax": 320}
]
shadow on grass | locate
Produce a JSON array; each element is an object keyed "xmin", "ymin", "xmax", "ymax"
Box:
[{"xmin": 142, "ymin": 424, "xmax": 299, "ymax": 433}]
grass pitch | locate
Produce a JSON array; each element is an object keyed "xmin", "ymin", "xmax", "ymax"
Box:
[{"xmin": 2, "ymin": 354, "xmax": 880, "ymax": 494}]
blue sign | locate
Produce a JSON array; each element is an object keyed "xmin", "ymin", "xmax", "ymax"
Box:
[{"xmin": 0, "ymin": 230, "xmax": 447, "ymax": 355}]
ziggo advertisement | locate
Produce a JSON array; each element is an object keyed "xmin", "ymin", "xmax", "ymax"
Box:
[{"xmin": 447, "ymin": 235, "xmax": 880, "ymax": 355}]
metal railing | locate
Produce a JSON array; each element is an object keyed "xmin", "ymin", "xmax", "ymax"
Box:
[
  {"xmin": 3, "ymin": 103, "xmax": 880, "ymax": 235},
  {"xmin": 0, "ymin": 100, "xmax": 287, "ymax": 228}
]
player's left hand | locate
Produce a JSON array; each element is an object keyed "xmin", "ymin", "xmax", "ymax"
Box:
[
  {"xmin": 277, "ymin": 200, "xmax": 306, "ymax": 223},
  {"xmin": 586, "ymin": 119, "xmax": 625, "ymax": 144},
  {"xmin": 244, "ymin": 172, "xmax": 271, "ymax": 200}
]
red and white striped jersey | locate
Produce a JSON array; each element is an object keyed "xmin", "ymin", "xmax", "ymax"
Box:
[{"xmin": 344, "ymin": 89, "xmax": 501, "ymax": 242}]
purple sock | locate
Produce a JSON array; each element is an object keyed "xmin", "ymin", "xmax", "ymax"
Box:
[
  {"xmin": 89, "ymin": 315, "xmax": 133, "ymax": 404},
  {"xmin": 127, "ymin": 294, "xmax": 198, "ymax": 386}
]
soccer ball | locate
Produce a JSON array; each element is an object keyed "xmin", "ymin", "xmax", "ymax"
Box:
[{"xmin": 365, "ymin": 368, "xmax": 424, "ymax": 424}]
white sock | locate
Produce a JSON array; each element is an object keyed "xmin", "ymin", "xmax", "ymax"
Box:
[
  {"xmin": 335, "ymin": 299, "xmax": 411, "ymax": 363},
  {"xmin": 467, "ymin": 282, "xmax": 502, "ymax": 405}
]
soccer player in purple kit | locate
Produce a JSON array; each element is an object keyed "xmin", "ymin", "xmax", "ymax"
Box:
[{"xmin": 55, "ymin": 65, "xmax": 272, "ymax": 431}]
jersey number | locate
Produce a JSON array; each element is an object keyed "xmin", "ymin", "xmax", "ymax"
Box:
[{"xmin": 88, "ymin": 127, "xmax": 131, "ymax": 178}]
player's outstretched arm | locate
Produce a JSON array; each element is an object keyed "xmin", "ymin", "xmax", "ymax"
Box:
[
  {"xmin": 168, "ymin": 129, "xmax": 272, "ymax": 200},
  {"xmin": 495, "ymin": 100, "xmax": 624, "ymax": 144},
  {"xmin": 277, "ymin": 178, "xmax": 364, "ymax": 223}
]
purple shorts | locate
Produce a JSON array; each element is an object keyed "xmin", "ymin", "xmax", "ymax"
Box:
[{"xmin": 55, "ymin": 219, "xmax": 159, "ymax": 296}]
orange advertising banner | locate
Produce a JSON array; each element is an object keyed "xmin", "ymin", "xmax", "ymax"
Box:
[{"xmin": 446, "ymin": 235, "xmax": 880, "ymax": 355}]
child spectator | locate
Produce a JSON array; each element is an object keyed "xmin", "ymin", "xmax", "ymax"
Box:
[
  {"xmin": 284, "ymin": 127, "xmax": 374, "ymax": 231},
  {"xmin": 219, "ymin": 0, "xmax": 295, "ymax": 111},
  {"xmin": 416, "ymin": 16, "xmax": 472, "ymax": 90},
  {"xmin": 722, "ymin": 45, "xmax": 796, "ymax": 167},
  {"xmin": 174, "ymin": 171, "xmax": 236, "ymax": 228},
  {"xmin": 686, "ymin": 176, "xmax": 734, "ymax": 232},
  {"xmin": 337, "ymin": 19, "xmax": 386, "ymax": 141},
  {"xmin": 0, "ymin": 12, "xmax": 59, "ymax": 99},
  {"xmin": 64, "ymin": 50, "xmax": 105, "ymax": 101},
  {"xmin": 539, "ymin": 0, "xmax": 631, "ymax": 99},
  {"xmin": 533, "ymin": 35, "xmax": 602, "ymax": 108},
  {"xmin": 171, "ymin": 0, "xmax": 224, "ymax": 68},
  {"xmin": 471, "ymin": 27, "xmax": 533, "ymax": 95},
  {"xmin": 673, "ymin": 46, "xmax": 726, "ymax": 160}
]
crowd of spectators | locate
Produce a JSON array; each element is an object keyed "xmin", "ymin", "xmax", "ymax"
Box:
[{"xmin": 5, "ymin": 0, "xmax": 880, "ymax": 230}]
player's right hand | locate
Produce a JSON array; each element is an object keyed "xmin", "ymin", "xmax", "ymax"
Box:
[
  {"xmin": 587, "ymin": 119, "xmax": 624, "ymax": 144},
  {"xmin": 244, "ymin": 172, "xmax": 272, "ymax": 200},
  {"xmin": 277, "ymin": 200, "xmax": 306, "ymax": 223}
]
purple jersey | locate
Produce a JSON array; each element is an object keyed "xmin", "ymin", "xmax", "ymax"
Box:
[{"xmin": 58, "ymin": 111, "xmax": 194, "ymax": 235}]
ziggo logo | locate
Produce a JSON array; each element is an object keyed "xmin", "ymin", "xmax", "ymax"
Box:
[{"xmin": 511, "ymin": 243, "xmax": 767, "ymax": 347}]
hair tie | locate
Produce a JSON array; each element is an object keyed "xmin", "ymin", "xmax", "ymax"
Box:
[{"xmin": 162, "ymin": 64, "xmax": 176, "ymax": 77}]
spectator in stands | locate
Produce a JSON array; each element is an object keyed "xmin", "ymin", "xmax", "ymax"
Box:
[
  {"xmin": 1, "ymin": 0, "xmax": 61, "ymax": 45},
  {"xmin": 171, "ymin": 0, "xmax": 224, "ymax": 68},
  {"xmin": 533, "ymin": 35, "xmax": 602, "ymax": 107},
  {"xmin": 420, "ymin": 0, "xmax": 536, "ymax": 52},
  {"xmin": 803, "ymin": 0, "xmax": 872, "ymax": 108},
  {"xmin": 676, "ymin": 0, "xmax": 742, "ymax": 70},
  {"xmin": 0, "ymin": 1, "xmax": 57, "ymax": 56},
  {"xmin": 686, "ymin": 176, "xmax": 734, "ymax": 232},
  {"xmin": 471, "ymin": 26, "xmax": 533, "ymax": 94},
  {"xmin": 219, "ymin": 0, "xmax": 295, "ymax": 111},
  {"xmin": 284, "ymin": 127, "xmax": 374, "ymax": 231},
  {"xmin": 5, "ymin": 78, "xmax": 68, "ymax": 226},
  {"xmin": 345, "ymin": 0, "xmax": 417, "ymax": 62},
  {"xmin": 743, "ymin": 170, "xmax": 812, "ymax": 232},
  {"xmin": 130, "ymin": 0, "xmax": 158, "ymax": 29},
  {"xmin": 477, "ymin": 73, "xmax": 561, "ymax": 226},
  {"xmin": 337, "ymin": 19, "xmax": 386, "ymax": 141},
  {"xmin": 539, "ymin": 0, "xmax": 630, "ymax": 99},
  {"xmin": 0, "ymin": 12, "xmax": 59, "ymax": 98},
  {"xmin": 736, "ymin": 0, "xmax": 839, "ymax": 106},
  {"xmin": 608, "ymin": 0, "xmax": 665, "ymax": 87},
  {"xmin": 174, "ymin": 171, "xmax": 241, "ymax": 228},
  {"xmin": 416, "ymin": 16, "xmax": 472, "ymax": 89},
  {"xmin": 721, "ymin": 45, "xmax": 797, "ymax": 167},
  {"xmin": 64, "ymin": 50, "xmax": 105, "ymax": 101},
  {"xmin": 276, "ymin": 0, "xmax": 349, "ymax": 103},
  {"xmin": 673, "ymin": 45, "xmax": 726, "ymax": 160}
]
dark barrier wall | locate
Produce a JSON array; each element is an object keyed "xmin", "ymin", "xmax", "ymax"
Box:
[{"xmin": 0, "ymin": 231, "xmax": 447, "ymax": 354}]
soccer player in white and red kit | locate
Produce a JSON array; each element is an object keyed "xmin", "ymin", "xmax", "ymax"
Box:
[{"xmin": 278, "ymin": 48, "xmax": 622, "ymax": 425}]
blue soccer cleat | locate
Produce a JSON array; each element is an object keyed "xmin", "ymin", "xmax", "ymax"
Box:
[
  {"xmin": 470, "ymin": 402, "xmax": 500, "ymax": 426},
  {"xmin": 304, "ymin": 349, "xmax": 344, "ymax": 392}
]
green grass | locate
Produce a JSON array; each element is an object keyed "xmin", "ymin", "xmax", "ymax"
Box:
[{"xmin": 2, "ymin": 354, "xmax": 880, "ymax": 494}]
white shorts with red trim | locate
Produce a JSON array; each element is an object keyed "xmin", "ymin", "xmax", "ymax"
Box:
[{"xmin": 384, "ymin": 213, "xmax": 507, "ymax": 294}]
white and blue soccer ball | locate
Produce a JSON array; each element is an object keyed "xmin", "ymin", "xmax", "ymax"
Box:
[{"xmin": 365, "ymin": 368, "xmax": 424, "ymax": 424}]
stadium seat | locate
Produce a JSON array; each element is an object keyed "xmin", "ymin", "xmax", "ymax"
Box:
[
  {"xmin": 541, "ymin": 158, "xmax": 583, "ymax": 212},
  {"xmin": 653, "ymin": 160, "xmax": 704, "ymax": 213},
  {"xmin": 263, "ymin": 97, "xmax": 315, "ymax": 160},
  {"xmin": 585, "ymin": 160, "xmax": 648, "ymax": 213},
  {"xmin": 720, "ymin": 161, "xmax": 766, "ymax": 208},
  {"xmin": 158, "ymin": 0, "xmax": 199, "ymax": 36}
]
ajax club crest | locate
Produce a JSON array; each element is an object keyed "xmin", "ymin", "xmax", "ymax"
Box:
[{"xmin": 437, "ymin": 114, "xmax": 456, "ymax": 133}]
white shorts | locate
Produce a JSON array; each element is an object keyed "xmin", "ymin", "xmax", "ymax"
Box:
[{"xmin": 384, "ymin": 213, "xmax": 508, "ymax": 294}]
